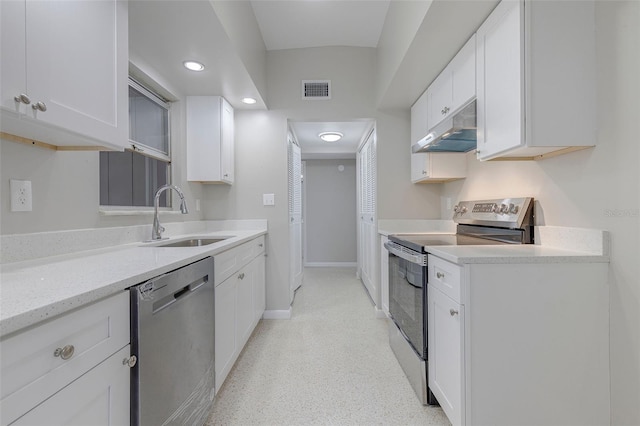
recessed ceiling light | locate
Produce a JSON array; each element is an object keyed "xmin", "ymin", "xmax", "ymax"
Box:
[
  {"xmin": 319, "ymin": 132, "xmax": 343, "ymax": 142},
  {"xmin": 242, "ymin": 97, "xmax": 257, "ymax": 105},
  {"xmin": 183, "ymin": 61, "xmax": 205, "ymax": 71}
]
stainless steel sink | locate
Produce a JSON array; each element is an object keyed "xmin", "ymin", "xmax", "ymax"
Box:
[{"xmin": 148, "ymin": 236, "xmax": 232, "ymax": 247}]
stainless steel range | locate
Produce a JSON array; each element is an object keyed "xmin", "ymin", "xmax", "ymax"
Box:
[{"xmin": 385, "ymin": 197, "xmax": 534, "ymax": 405}]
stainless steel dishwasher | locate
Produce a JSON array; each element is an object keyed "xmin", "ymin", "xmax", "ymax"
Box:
[{"xmin": 130, "ymin": 257, "xmax": 215, "ymax": 426}]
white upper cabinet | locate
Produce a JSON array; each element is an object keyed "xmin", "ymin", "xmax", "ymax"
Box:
[
  {"xmin": 475, "ymin": 0, "xmax": 596, "ymax": 160},
  {"xmin": 427, "ymin": 35, "xmax": 476, "ymax": 130},
  {"xmin": 0, "ymin": 0, "xmax": 129, "ymax": 150},
  {"xmin": 410, "ymin": 151, "xmax": 467, "ymax": 183},
  {"xmin": 187, "ymin": 96, "xmax": 235, "ymax": 184},
  {"xmin": 410, "ymin": 88, "xmax": 430, "ymax": 146}
]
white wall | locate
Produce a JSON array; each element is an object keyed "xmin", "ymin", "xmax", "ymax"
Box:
[
  {"xmin": 0, "ymin": 97, "xmax": 204, "ymax": 235},
  {"xmin": 376, "ymin": 1, "xmax": 431, "ymax": 106},
  {"xmin": 304, "ymin": 159, "xmax": 357, "ymax": 264},
  {"xmin": 441, "ymin": 2, "xmax": 640, "ymax": 423}
]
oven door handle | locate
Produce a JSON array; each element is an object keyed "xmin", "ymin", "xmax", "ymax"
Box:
[{"xmin": 384, "ymin": 241, "xmax": 427, "ymax": 266}]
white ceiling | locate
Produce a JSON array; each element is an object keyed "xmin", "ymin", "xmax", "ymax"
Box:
[
  {"xmin": 290, "ymin": 121, "xmax": 373, "ymax": 159},
  {"xmin": 128, "ymin": 1, "xmax": 266, "ymax": 109},
  {"xmin": 129, "ymin": 1, "xmax": 490, "ymax": 157},
  {"xmin": 250, "ymin": 1, "xmax": 391, "ymax": 51}
]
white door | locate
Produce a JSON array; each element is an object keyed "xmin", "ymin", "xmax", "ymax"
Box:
[
  {"xmin": 288, "ymin": 138, "xmax": 303, "ymax": 302},
  {"xmin": 357, "ymin": 128, "xmax": 377, "ymax": 304}
]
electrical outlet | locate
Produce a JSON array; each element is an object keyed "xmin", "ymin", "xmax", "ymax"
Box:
[
  {"xmin": 10, "ymin": 179, "xmax": 32, "ymax": 212},
  {"xmin": 263, "ymin": 193, "xmax": 275, "ymax": 206}
]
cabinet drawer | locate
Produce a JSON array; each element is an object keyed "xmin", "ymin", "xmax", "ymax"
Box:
[
  {"xmin": 428, "ymin": 255, "xmax": 462, "ymax": 303},
  {"xmin": 0, "ymin": 292, "xmax": 129, "ymax": 425},
  {"xmin": 215, "ymin": 236, "xmax": 265, "ymax": 285}
]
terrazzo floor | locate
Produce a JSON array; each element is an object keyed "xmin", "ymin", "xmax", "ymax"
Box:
[{"xmin": 205, "ymin": 267, "xmax": 450, "ymax": 426}]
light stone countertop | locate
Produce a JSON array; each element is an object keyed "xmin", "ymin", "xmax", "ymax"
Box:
[
  {"xmin": 0, "ymin": 228, "xmax": 266, "ymax": 338},
  {"xmin": 424, "ymin": 244, "xmax": 609, "ymax": 265},
  {"xmin": 379, "ymin": 223, "xmax": 610, "ymax": 265}
]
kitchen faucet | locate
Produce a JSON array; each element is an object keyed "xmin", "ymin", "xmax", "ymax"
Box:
[{"xmin": 151, "ymin": 184, "xmax": 189, "ymax": 240}]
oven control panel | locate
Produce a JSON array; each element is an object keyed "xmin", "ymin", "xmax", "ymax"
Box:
[{"xmin": 453, "ymin": 197, "xmax": 533, "ymax": 227}]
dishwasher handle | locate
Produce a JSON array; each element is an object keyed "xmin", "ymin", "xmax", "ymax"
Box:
[{"xmin": 152, "ymin": 276, "xmax": 208, "ymax": 314}]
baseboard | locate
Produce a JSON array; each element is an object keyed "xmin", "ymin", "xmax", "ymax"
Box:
[
  {"xmin": 375, "ymin": 307, "xmax": 388, "ymax": 319},
  {"xmin": 262, "ymin": 308, "xmax": 292, "ymax": 320},
  {"xmin": 305, "ymin": 262, "xmax": 357, "ymax": 268}
]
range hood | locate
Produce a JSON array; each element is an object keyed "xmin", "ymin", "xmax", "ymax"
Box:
[{"xmin": 412, "ymin": 100, "xmax": 477, "ymax": 153}]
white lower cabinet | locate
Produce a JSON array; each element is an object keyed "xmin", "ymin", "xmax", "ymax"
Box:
[
  {"xmin": 428, "ymin": 285, "xmax": 463, "ymax": 426},
  {"xmin": 214, "ymin": 236, "xmax": 266, "ymax": 391},
  {"xmin": 12, "ymin": 345, "xmax": 131, "ymax": 426},
  {"xmin": 0, "ymin": 292, "xmax": 131, "ymax": 426},
  {"xmin": 427, "ymin": 254, "xmax": 610, "ymax": 426},
  {"xmin": 428, "ymin": 255, "xmax": 464, "ymax": 426}
]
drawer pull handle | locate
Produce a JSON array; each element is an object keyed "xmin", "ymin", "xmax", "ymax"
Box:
[
  {"xmin": 32, "ymin": 101, "xmax": 47, "ymax": 112},
  {"xmin": 54, "ymin": 345, "xmax": 75, "ymax": 360},
  {"xmin": 123, "ymin": 355, "xmax": 137, "ymax": 368},
  {"xmin": 238, "ymin": 273, "xmax": 245, "ymax": 280},
  {"xmin": 258, "ymin": 243, "xmax": 263, "ymax": 247},
  {"xmin": 436, "ymin": 272, "xmax": 445, "ymax": 279},
  {"xmin": 14, "ymin": 93, "xmax": 31, "ymax": 105},
  {"xmin": 450, "ymin": 309, "xmax": 459, "ymax": 316}
]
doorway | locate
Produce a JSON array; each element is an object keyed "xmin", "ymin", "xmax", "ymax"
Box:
[{"xmin": 288, "ymin": 120, "xmax": 376, "ymax": 299}]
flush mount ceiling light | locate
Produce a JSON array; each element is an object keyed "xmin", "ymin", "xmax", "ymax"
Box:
[
  {"xmin": 319, "ymin": 131, "xmax": 343, "ymax": 142},
  {"xmin": 183, "ymin": 61, "xmax": 205, "ymax": 71},
  {"xmin": 242, "ymin": 97, "xmax": 257, "ymax": 105}
]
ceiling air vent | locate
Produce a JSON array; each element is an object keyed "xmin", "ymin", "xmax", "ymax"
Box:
[{"xmin": 302, "ymin": 80, "xmax": 331, "ymax": 100}]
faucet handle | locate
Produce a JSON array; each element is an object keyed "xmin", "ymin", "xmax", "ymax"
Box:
[{"xmin": 159, "ymin": 225, "xmax": 165, "ymax": 234}]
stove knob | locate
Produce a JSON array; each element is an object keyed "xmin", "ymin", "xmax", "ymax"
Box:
[
  {"xmin": 460, "ymin": 206, "xmax": 468, "ymax": 214},
  {"xmin": 453, "ymin": 204, "xmax": 460, "ymax": 213},
  {"xmin": 500, "ymin": 204, "xmax": 509, "ymax": 214},
  {"xmin": 491, "ymin": 204, "xmax": 499, "ymax": 213},
  {"xmin": 509, "ymin": 204, "xmax": 519, "ymax": 214}
]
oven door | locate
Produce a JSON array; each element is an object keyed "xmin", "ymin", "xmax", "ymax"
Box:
[{"xmin": 385, "ymin": 241, "xmax": 427, "ymax": 359}]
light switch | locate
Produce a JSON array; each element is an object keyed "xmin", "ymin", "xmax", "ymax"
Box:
[{"xmin": 263, "ymin": 193, "xmax": 275, "ymax": 206}]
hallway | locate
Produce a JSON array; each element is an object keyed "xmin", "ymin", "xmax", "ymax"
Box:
[{"xmin": 207, "ymin": 267, "xmax": 449, "ymax": 425}]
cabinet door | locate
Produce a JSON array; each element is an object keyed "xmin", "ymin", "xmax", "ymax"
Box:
[
  {"xmin": 27, "ymin": 0, "xmax": 128, "ymax": 148},
  {"xmin": 215, "ymin": 276, "xmax": 236, "ymax": 389},
  {"xmin": 220, "ymin": 97, "xmax": 234, "ymax": 183},
  {"xmin": 236, "ymin": 267, "xmax": 254, "ymax": 350},
  {"xmin": 0, "ymin": 1, "xmax": 27, "ymax": 112},
  {"xmin": 428, "ymin": 285, "xmax": 463, "ymax": 426},
  {"xmin": 12, "ymin": 345, "xmax": 130, "ymax": 426},
  {"xmin": 411, "ymin": 153, "xmax": 431, "ymax": 181},
  {"xmin": 410, "ymin": 90, "xmax": 430, "ymax": 144},
  {"xmin": 427, "ymin": 72, "xmax": 453, "ymax": 129},
  {"xmin": 476, "ymin": 0, "xmax": 524, "ymax": 160},
  {"xmin": 0, "ymin": 0, "xmax": 127, "ymax": 150},
  {"xmin": 451, "ymin": 34, "xmax": 476, "ymax": 110},
  {"xmin": 253, "ymin": 254, "xmax": 266, "ymax": 323},
  {"xmin": 187, "ymin": 96, "xmax": 234, "ymax": 184},
  {"xmin": 380, "ymin": 236, "xmax": 389, "ymax": 316}
]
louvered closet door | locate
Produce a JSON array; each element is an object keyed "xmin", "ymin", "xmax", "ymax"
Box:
[
  {"xmin": 357, "ymin": 130, "xmax": 377, "ymax": 303},
  {"xmin": 288, "ymin": 139, "xmax": 303, "ymax": 302}
]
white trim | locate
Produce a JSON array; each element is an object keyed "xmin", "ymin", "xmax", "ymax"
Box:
[
  {"xmin": 262, "ymin": 309, "xmax": 292, "ymax": 320},
  {"xmin": 375, "ymin": 307, "xmax": 387, "ymax": 319},
  {"xmin": 305, "ymin": 262, "xmax": 357, "ymax": 268},
  {"xmin": 98, "ymin": 208, "xmax": 180, "ymax": 216}
]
